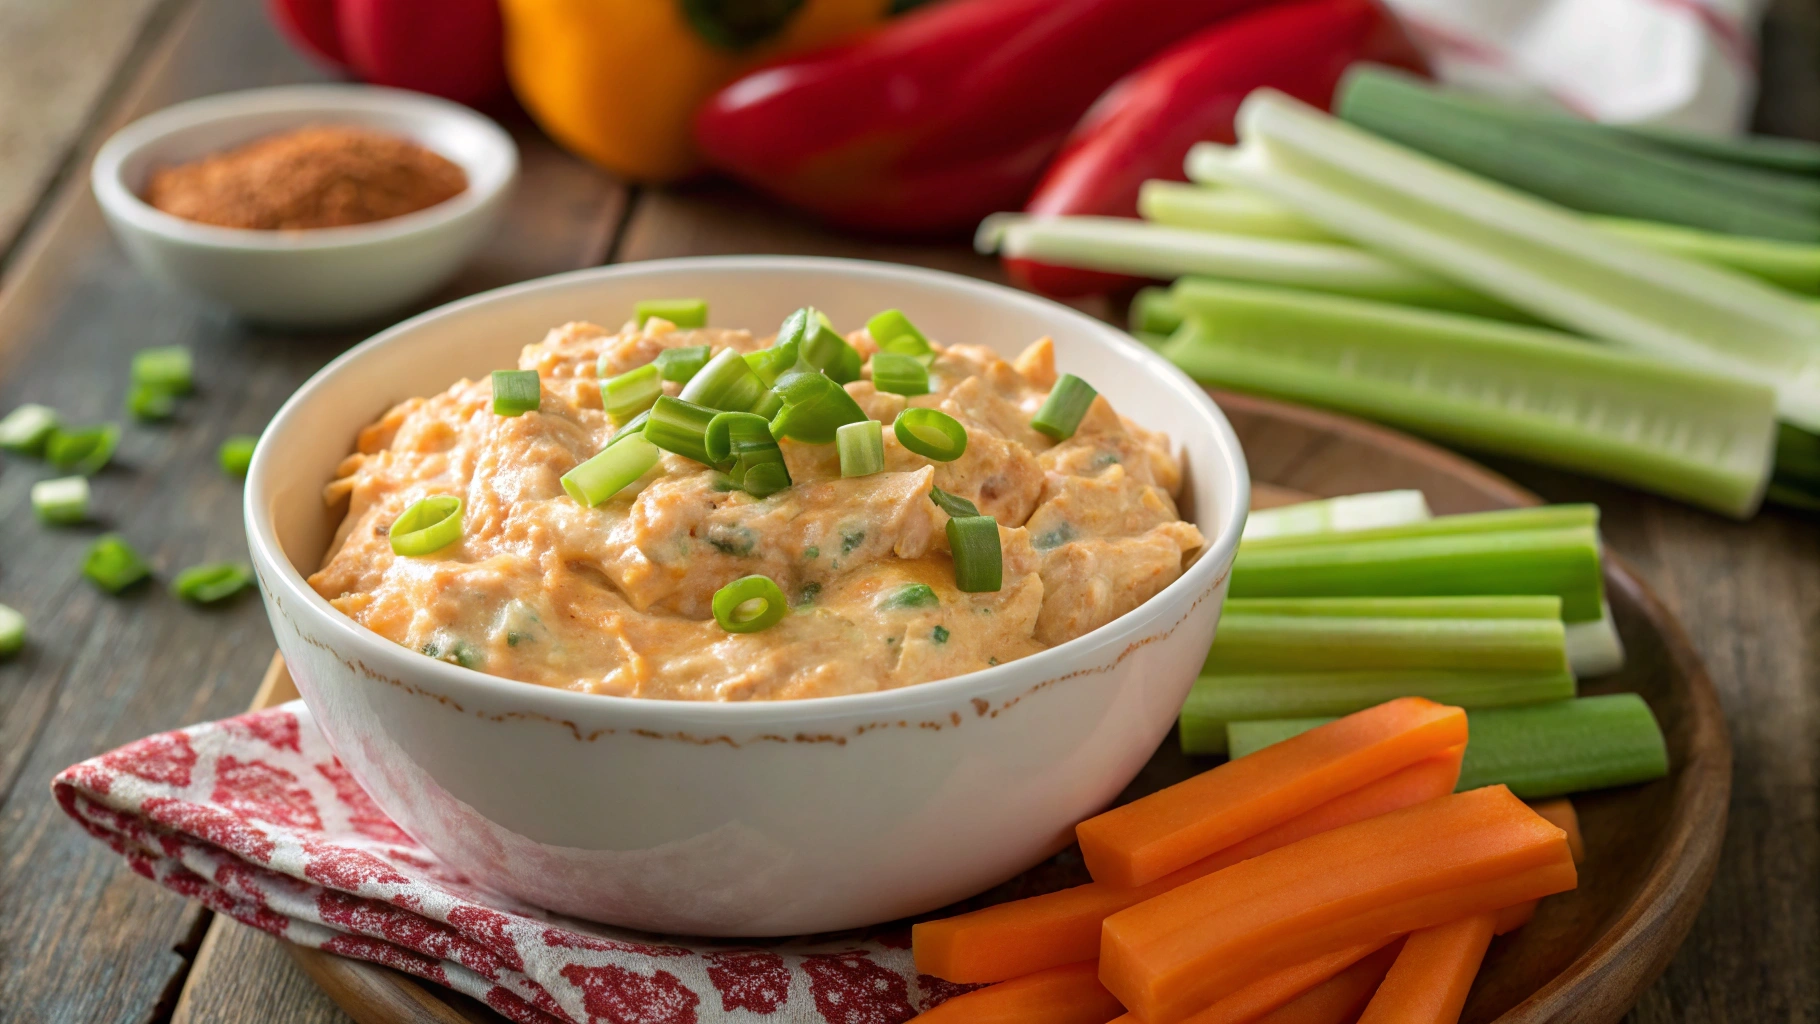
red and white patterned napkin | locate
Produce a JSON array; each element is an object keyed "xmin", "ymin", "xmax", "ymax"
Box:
[{"xmin": 52, "ymin": 703, "xmax": 988, "ymax": 1024}]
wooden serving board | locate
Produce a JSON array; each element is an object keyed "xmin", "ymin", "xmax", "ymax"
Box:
[{"xmin": 215, "ymin": 390, "xmax": 1730, "ymax": 1024}]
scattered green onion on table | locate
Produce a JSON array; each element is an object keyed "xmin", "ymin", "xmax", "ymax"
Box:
[
  {"xmin": 46, "ymin": 424, "xmax": 120, "ymax": 476},
  {"xmin": 171, "ymin": 562, "xmax": 254, "ymax": 604},
  {"xmin": 0, "ymin": 404, "xmax": 59, "ymax": 454},
  {"xmin": 83, "ymin": 534, "xmax": 151, "ymax": 593},
  {"xmin": 31, "ymin": 476, "xmax": 89, "ymax": 525},
  {"xmin": 0, "ymin": 603, "xmax": 23, "ymax": 657},
  {"xmin": 219, "ymin": 435, "xmax": 258, "ymax": 476},
  {"xmin": 131, "ymin": 345, "xmax": 193, "ymax": 395}
]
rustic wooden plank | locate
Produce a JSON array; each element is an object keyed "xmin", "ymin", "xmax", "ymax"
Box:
[
  {"xmin": 169, "ymin": 918, "xmax": 355, "ymax": 1024},
  {"xmin": 0, "ymin": 0, "xmax": 626, "ymax": 1021},
  {"xmin": 0, "ymin": 0, "xmax": 177, "ymax": 262}
]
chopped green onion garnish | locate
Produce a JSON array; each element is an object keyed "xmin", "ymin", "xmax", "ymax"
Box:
[
  {"xmin": 746, "ymin": 341, "xmax": 798, "ymax": 387},
  {"xmin": 126, "ymin": 384, "xmax": 177, "ymax": 421},
  {"xmin": 563, "ymin": 435, "xmax": 659, "ymax": 506},
  {"xmin": 928, "ymin": 486, "xmax": 980, "ymax": 518},
  {"xmin": 750, "ymin": 389, "xmax": 784, "ymax": 421},
  {"xmin": 837, "ymin": 419, "xmax": 885, "ymax": 477},
  {"xmin": 646, "ymin": 395, "xmax": 723, "ymax": 466},
  {"xmin": 871, "ymin": 352, "xmax": 930, "ymax": 396},
  {"xmin": 608, "ymin": 410, "xmax": 651, "ymax": 446},
  {"xmin": 947, "ymin": 515, "xmax": 1003, "ymax": 592},
  {"xmin": 777, "ymin": 307, "xmax": 862, "ymax": 383},
  {"xmin": 711, "ymin": 574, "xmax": 789, "ymax": 633},
  {"xmin": 171, "ymin": 562, "xmax": 254, "ymax": 604},
  {"xmin": 388, "ymin": 495, "xmax": 463, "ymax": 557},
  {"xmin": 492, "ymin": 369, "xmax": 541, "ymax": 416},
  {"xmin": 879, "ymin": 583, "xmax": 939, "ymax": 610},
  {"xmin": 219, "ymin": 434, "xmax": 258, "ymax": 476},
  {"xmin": 894, "ymin": 408, "xmax": 968, "ymax": 462},
  {"xmin": 866, "ymin": 309, "xmax": 931, "ymax": 357},
  {"xmin": 770, "ymin": 368, "xmax": 868, "ymax": 444},
  {"xmin": 131, "ymin": 346, "xmax": 193, "ymax": 394},
  {"xmin": 603, "ymin": 363, "xmax": 662, "ymax": 425},
  {"xmin": 1031, "ymin": 374, "xmax": 1098, "ymax": 440},
  {"xmin": 679, "ymin": 348, "xmax": 767, "ymax": 412},
  {"xmin": 0, "ymin": 404, "xmax": 59, "ymax": 454},
  {"xmin": 31, "ymin": 476, "xmax": 89, "ymax": 525},
  {"xmin": 636, "ymin": 298, "xmax": 708, "ymax": 328},
  {"xmin": 706, "ymin": 411, "xmax": 791, "ymax": 496},
  {"xmin": 83, "ymin": 534, "xmax": 151, "ymax": 593},
  {"xmin": 46, "ymin": 424, "xmax": 120, "ymax": 475},
  {"xmin": 656, "ymin": 345, "xmax": 712, "ymax": 383},
  {"xmin": 0, "ymin": 603, "xmax": 23, "ymax": 657}
]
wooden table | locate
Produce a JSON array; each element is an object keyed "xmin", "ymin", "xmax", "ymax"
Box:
[{"xmin": 0, "ymin": 2, "xmax": 1814, "ymax": 1022}]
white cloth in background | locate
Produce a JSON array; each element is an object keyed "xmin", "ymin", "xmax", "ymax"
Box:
[{"xmin": 1382, "ymin": 0, "xmax": 1768, "ymax": 133}]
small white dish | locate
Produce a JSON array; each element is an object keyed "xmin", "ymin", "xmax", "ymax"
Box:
[
  {"xmin": 246, "ymin": 256, "xmax": 1250, "ymax": 935},
  {"xmin": 92, "ymin": 84, "xmax": 517, "ymax": 329}
]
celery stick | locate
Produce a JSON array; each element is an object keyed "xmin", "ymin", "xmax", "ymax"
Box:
[
  {"xmin": 1242, "ymin": 490, "xmax": 1430, "ymax": 542},
  {"xmin": 1130, "ymin": 286, "xmax": 1184, "ymax": 335},
  {"xmin": 1140, "ymin": 181, "xmax": 1341, "ymax": 242},
  {"xmin": 975, "ymin": 214, "xmax": 1520, "ymax": 319},
  {"xmin": 1187, "ymin": 90, "xmax": 1820, "ymax": 432},
  {"xmin": 1224, "ymin": 595, "xmax": 1561, "ymax": 619},
  {"xmin": 1621, "ymin": 123, "xmax": 1820, "ymax": 174},
  {"xmin": 1564, "ymin": 602, "xmax": 1625, "ymax": 678},
  {"xmin": 1231, "ymin": 524, "xmax": 1605, "ymax": 622},
  {"xmin": 1180, "ymin": 669, "xmax": 1576, "ymax": 755},
  {"xmin": 1207, "ymin": 615, "xmax": 1566, "ymax": 673},
  {"xmin": 1164, "ymin": 282, "xmax": 1778, "ymax": 518},
  {"xmin": 1225, "ymin": 695, "xmax": 1669, "ymax": 798},
  {"xmin": 1240, "ymin": 503, "xmax": 1598, "ymax": 551},
  {"xmin": 1141, "ymin": 181, "xmax": 1820, "ymax": 295}
]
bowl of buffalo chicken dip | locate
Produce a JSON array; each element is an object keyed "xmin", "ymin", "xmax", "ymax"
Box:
[{"xmin": 245, "ymin": 257, "xmax": 1248, "ymax": 935}]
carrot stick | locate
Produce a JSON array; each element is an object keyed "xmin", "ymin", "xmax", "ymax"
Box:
[
  {"xmin": 914, "ymin": 748, "xmax": 1463, "ymax": 983},
  {"xmin": 1254, "ymin": 940, "xmax": 1404, "ymax": 1024},
  {"xmin": 1078, "ymin": 697, "xmax": 1469, "ymax": 887},
  {"xmin": 913, "ymin": 961, "xmax": 1125, "ymax": 1024},
  {"xmin": 1529, "ymin": 799, "xmax": 1585, "ymax": 863},
  {"xmin": 1099, "ymin": 785, "xmax": 1576, "ymax": 1023},
  {"xmin": 1354, "ymin": 915, "xmax": 1496, "ymax": 1024},
  {"xmin": 1167, "ymin": 939, "xmax": 1396, "ymax": 1024}
]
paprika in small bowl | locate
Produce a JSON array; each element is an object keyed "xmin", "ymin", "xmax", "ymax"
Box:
[{"xmin": 92, "ymin": 84, "xmax": 516, "ymax": 329}]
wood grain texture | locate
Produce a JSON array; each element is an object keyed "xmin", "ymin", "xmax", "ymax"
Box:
[{"xmin": 0, "ymin": 1, "xmax": 624, "ymax": 1022}]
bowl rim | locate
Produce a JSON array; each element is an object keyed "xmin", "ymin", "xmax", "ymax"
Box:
[
  {"xmin": 245, "ymin": 255, "xmax": 1251, "ymax": 721},
  {"xmin": 90, "ymin": 83, "xmax": 518, "ymax": 252}
]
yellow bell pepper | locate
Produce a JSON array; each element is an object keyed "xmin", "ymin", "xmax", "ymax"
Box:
[{"xmin": 501, "ymin": 0, "xmax": 890, "ymax": 183}]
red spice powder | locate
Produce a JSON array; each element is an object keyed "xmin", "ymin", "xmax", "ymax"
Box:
[{"xmin": 145, "ymin": 125, "xmax": 468, "ymax": 230}]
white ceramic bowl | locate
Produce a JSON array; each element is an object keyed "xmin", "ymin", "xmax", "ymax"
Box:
[
  {"xmin": 92, "ymin": 85, "xmax": 516, "ymax": 329},
  {"xmin": 246, "ymin": 257, "xmax": 1250, "ymax": 935}
]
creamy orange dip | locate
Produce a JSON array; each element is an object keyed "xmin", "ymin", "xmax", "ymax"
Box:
[{"xmin": 309, "ymin": 317, "xmax": 1204, "ymax": 700}]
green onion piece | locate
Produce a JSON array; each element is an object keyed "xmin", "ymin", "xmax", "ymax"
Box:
[
  {"xmin": 779, "ymin": 307, "xmax": 862, "ymax": 383},
  {"xmin": 866, "ymin": 309, "xmax": 931, "ymax": 357},
  {"xmin": 219, "ymin": 434, "xmax": 258, "ymax": 476},
  {"xmin": 491, "ymin": 369, "xmax": 541, "ymax": 416},
  {"xmin": 746, "ymin": 342, "xmax": 798, "ymax": 388},
  {"xmin": 947, "ymin": 515, "xmax": 1002, "ymax": 592},
  {"xmin": 0, "ymin": 404, "xmax": 59, "ymax": 454},
  {"xmin": 705, "ymin": 411, "xmax": 769, "ymax": 464},
  {"xmin": 83, "ymin": 533, "xmax": 151, "ymax": 593},
  {"xmin": 126, "ymin": 384, "xmax": 177, "ymax": 421},
  {"xmin": 837, "ymin": 420, "xmax": 884, "ymax": 477},
  {"xmin": 679, "ymin": 348, "xmax": 766, "ymax": 412},
  {"xmin": 656, "ymin": 345, "xmax": 712, "ymax": 383},
  {"xmin": 46, "ymin": 424, "xmax": 120, "ymax": 475},
  {"xmin": 739, "ymin": 459, "xmax": 792, "ymax": 498},
  {"xmin": 894, "ymin": 408, "xmax": 968, "ymax": 461},
  {"xmin": 131, "ymin": 346, "xmax": 193, "ymax": 394},
  {"xmin": 646, "ymin": 395, "xmax": 723, "ymax": 466},
  {"xmin": 0, "ymin": 603, "xmax": 23, "ymax": 657},
  {"xmin": 770, "ymin": 368, "xmax": 868, "ymax": 444},
  {"xmin": 636, "ymin": 298, "xmax": 708, "ymax": 328},
  {"xmin": 1030, "ymin": 374, "xmax": 1098, "ymax": 440},
  {"xmin": 707, "ymin": 412, "xmax": 792, "ymax": 496},
  {"xmin": 712, "ymin": 574, "xmax": 789, "ymax": 633},
  {"xmin": 171, "ymin": 562, "xmax": 254, "ymax": 604},
  {"xmin": 607, "ymin": 410, "xmax": 650, "ymax": 446},
  {"xmin": 750, "ymin": 389, "xmax": 784, "ymax": 421},
  {"xmin": 563, "ymin": 435, "xmax": 660, "ymax": 507},
  {"xmin": 389, "ymin": 495, "xmax": 464, "ymax": 556},
  {"xmin": 32, "ymin": 476, "xmax": 89, "ymax": 525},
  {"xmin": 604, "ymin": 363, "xmax": 662, "ymax": 425},
  {"xmin": 879, "ymin": 583, "xmax": 939, "ymax": 610},
  {"xmin": 928, "ymin": 486, "xmax": 980, "ymax": 518},
  {"xmin": 871, "ymin": 352, "xmax": 930, "ymax": 396}
]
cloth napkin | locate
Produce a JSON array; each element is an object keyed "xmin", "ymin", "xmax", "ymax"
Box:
[{"xmin": 52, "ymin": 702, "xmax": 996, "ymax": 1024}]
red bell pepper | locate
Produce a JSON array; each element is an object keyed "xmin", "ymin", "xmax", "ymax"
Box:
[
  {"xmin": 1006, "ymin": 0, "xmax": 1425, "ymax": 296},
  {"xmin": 694, "ymin": 0, "xmax": 1282, "ymax": 236},
  {"xmin": 267, "ymin": 0, "xmax": 507, "ymax": 107}
]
